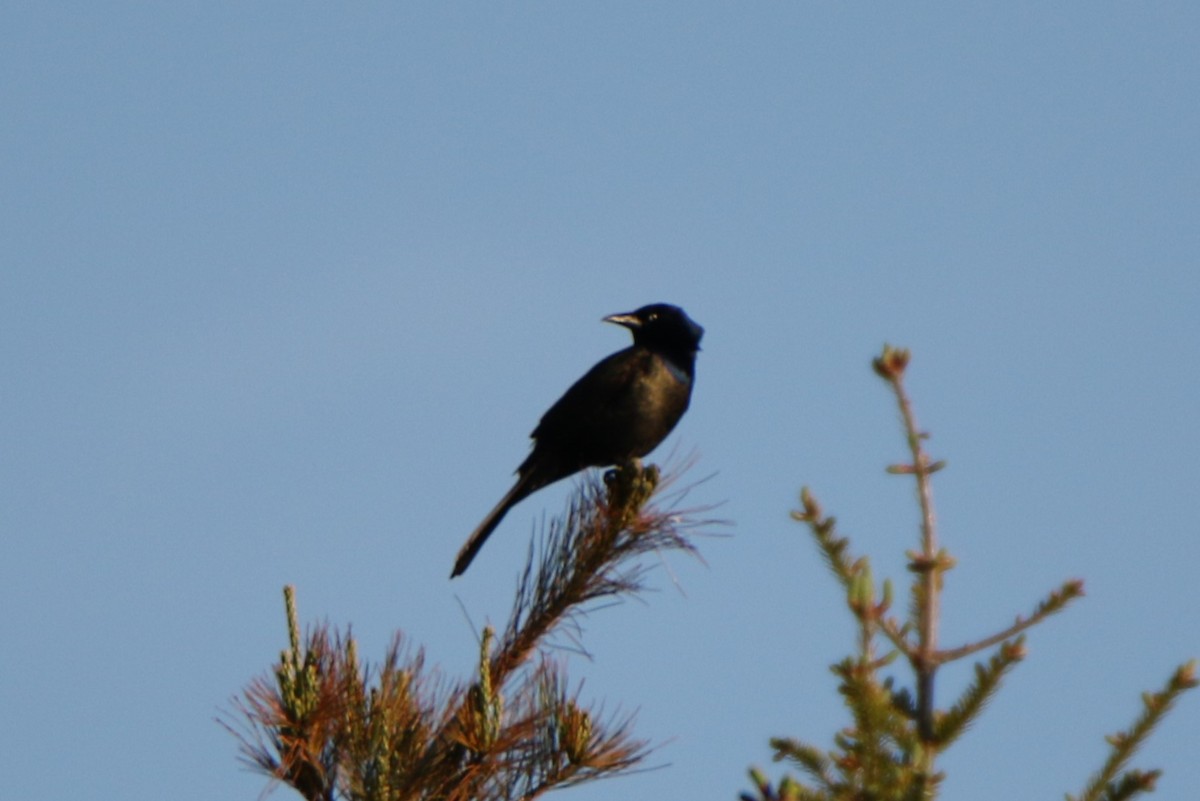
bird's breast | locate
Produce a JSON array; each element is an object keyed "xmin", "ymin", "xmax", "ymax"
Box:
[{"xmin": 603, "ymin": 355, "xmax": 692, "ymax": 456}]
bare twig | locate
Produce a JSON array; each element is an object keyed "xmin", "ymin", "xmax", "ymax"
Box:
[{"xmin": 874, "ymin": 345, "xmax": 945, "ymax": 744}]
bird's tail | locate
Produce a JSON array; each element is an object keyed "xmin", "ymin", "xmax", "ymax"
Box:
[{"xmin": 451, "ymin": 473, "xmax": 537, "ymax": 578}]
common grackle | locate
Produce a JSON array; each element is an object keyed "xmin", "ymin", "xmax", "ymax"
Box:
[{"xmin": 451, "ymin": 303, "xmax": 704, "ymax": 577}]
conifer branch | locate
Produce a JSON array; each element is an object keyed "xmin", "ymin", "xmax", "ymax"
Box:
[
  {"xmin": 932, "ymin": 638, "xmax": 1026, "ymax": 746},
  {"xmin": 768, "ymin": 738, "xmax": 835, "ymax": 790},
  {"xmin": 874, "ymin": 345, "xmax": 946, "ymax": 745},
  {"xmin": 751, "ymin": 346, "xmax": 1194, "ymax": 801},
  {"xmin": 935, "ymin": 579, "xmax": 1084, "ymax": 663},
  {"xmin": 222, "ymin": 586, "xmax": 344, "ymax": 801},
  {"xmin": 793, "ymin": 487, "xmax": 913, "ymax": 660},
  {"xmin": 1069, "ymin": 660, "xmax": 1198, "ymax": 801},
  {"xmin": 829, "ymin": 655, "xmax": 921, "ymax": 798},
  {"xmin": 791, "ymin": 487, "xmax": 855, "ymax": 590},
  {"xmin": 742, "ymin": 767, "xmax": 826, "ymax": 801},
  {"xmin": 491, "ymin": 461, "xmax": 698, "ymax": 686},
  {"xmin": 226, "ymin": 461, "xmax": 705, "ymax": 801}
]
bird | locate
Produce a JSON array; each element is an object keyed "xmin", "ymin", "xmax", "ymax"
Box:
[{"xmin": 451, "ymin": 303, "xmax": 704, "ymax": 578}]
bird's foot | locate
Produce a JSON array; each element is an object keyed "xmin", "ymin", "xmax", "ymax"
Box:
[{"xmin": 603, "ymin": 460, "xmax": 659, "ymax": 529}]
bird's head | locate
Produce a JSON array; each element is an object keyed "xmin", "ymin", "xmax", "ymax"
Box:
[{"xmin": 603, "ymin": 303, "xmax": 704, "ymax": 355}]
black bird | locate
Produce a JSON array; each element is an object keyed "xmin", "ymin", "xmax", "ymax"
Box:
[{"xmin": 452, "ymin": 303, "xmax": 704, "ymax": 578}]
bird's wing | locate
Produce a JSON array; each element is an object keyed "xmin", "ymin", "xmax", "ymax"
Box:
[{"xmin": 530, "ymin": 346, "xmax": 649, "ymax": 442}]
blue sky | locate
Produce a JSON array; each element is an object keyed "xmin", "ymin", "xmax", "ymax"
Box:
[{"xmin": 3, "ymin": 3, "xmax": 1198, "ymax": 800}]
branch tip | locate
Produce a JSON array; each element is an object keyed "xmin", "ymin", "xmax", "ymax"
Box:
[{"xmin": 872, "ymin": 344, "xmax": 911, "ymax": 380}]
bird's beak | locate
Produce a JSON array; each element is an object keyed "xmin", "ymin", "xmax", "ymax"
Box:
[{"xmin": 602, "ymin": 311, "xmax": 641, "ymax": 329}]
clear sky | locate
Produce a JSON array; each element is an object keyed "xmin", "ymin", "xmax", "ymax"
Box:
[{"xmin": 3, "ymin": 4, "xmax": 1198, "ymax": 800}]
